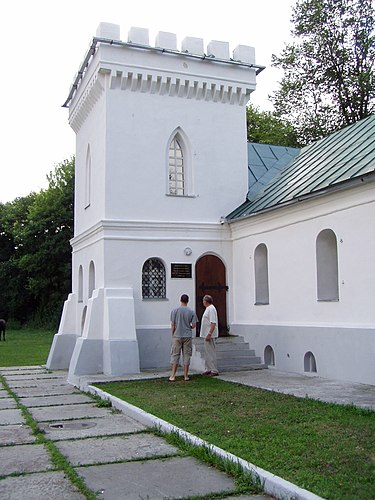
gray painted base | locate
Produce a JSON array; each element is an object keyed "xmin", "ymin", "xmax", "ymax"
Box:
[
  {"xmin": 68, "ymin": 338, "xmax": 103, "ymax": 380},
  {"xmin": 103, "ymin": 339, "xmax": 140, "ymax": 375},
  {"xmin": 136, "ymin": 329, "xmax": 171, "ymax": 369},
  {"xmin": 67, "ymin": 337, "xmax": 141, "ymax": 382},
  {"xmin": 46, "ymin": 334, "xmax": 79, "ymax": 370},
  {"xmin": 231, "ymin": 323, "xmax": 375, "ymax": 385}
]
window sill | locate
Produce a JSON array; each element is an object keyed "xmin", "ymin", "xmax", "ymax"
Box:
[
  {"xmin": 254, "ymin": 302, "xmax": 269, "ymax": 306},
  {"xmin": 166, "ymin": 193, "xmax": 197, "ymax": 198},
  {"xmin": 317, "ymin": 299, "xmax": 339, "ymax": 302},
  {"xmin": 142, "ymin": 298, "xmax": 169, "ymax": 301}
]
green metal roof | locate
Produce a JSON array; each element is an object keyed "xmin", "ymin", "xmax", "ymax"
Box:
[
  {"xmin": 228, "ymin": 115, "xmax": 375, "ymax": 220},
  {"xmin": 247, "ymin": 143, "xmax": 300, "ymax": 200}
]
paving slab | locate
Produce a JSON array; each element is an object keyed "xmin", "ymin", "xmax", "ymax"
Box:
[
  {"xmin": 219, "ymin": 369, "xmax": 375, "ymax": 410},
  {"xmin": 39, "ymin": 414, "xmax": 145, "ymax": 441},
  {"xmin": 0, "ymin": 398, "xmax": 17, "ymax": 409},
  {"xmin": 0, "ymin": 424, "xmax": 36, "ymax": 445},
  {"xmin": 0, "ymin": 471, "xmax": 86, "ymax": 499},
  {"xmin": 4, "ymin": 373, "xmax": 67, "ymax": 381},
  {"xmin": 0, "ymin": 408, "xmax": 24, "ymax": 425},
  {"xmin": 226, "ymin": 496, "xmax": 270, "ymax": 499},
  {"xmin": 0, "ymin": 365, "xmax": 45, "ymax": 371},
  {"xmin": 5, "ymin": 379, "xmax": 38, "ymax": 388},
  {"xmin": 20, "ymin": 393, "xmax": 93, "ymax": 408},
  {"xmin": 0, "ymin": 443, "xmax": 54, "ymax": 475},
  {"xmin": 2, "ymin": 369, "xmax": 47, "ymax": 376},
  {"xmin": 76, "ymin": 456, "xmax": 236, "ymax": 500},
  {"xmin": 0, "ymin": 389, "xmax": 9, "ymax": 398},
  {"xmin": 56, "ymin": 433, "xmax": 179, "ymax": 466},
  {"xmin": 15, "ymin": 385, "xmax": 80, "ymax": 397},
  {"xmin": 30, "ymin": 403, "xmax": 112, "ymax": 422},
  {"xmin": 6, "ymin": 379, "xmax": 68, "ymax": 389}
]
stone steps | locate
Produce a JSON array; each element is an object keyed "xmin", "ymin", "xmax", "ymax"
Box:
[{"xmin": 191, "ymin": 335, "xmax": 267, "ymax": 373}]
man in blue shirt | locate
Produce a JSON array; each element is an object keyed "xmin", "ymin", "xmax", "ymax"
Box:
[{"xmin": 169, "ymin": 294, "xmax": 198, "ymax": 381}]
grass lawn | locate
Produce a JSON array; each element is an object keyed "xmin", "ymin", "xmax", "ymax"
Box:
[
  {"xmin": 0, "ymin": 329, "xmax": 54, "ymax": 366},
  {"xmin": 98, "ymin": 376, "xmax": 375, "ymax": 500}
]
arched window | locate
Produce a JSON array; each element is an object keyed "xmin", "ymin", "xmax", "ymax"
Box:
[
  {"xmin": 254, "ymin": 243, "xmax": 270, "ymax": 305},
  {"xmin": 81, "ymin": 306, "xmax": 87, "ymax": 335},
  {"xmin": 316, "ymin": 229, "xmax": 339, "ymax": 301},
  {"xmin": 85, "ymin": 145, "xmax": 91, "ymax": 208},
  {"xmin": 142, "ymin": 258, "xmax": 166, "ymax": 299},
  {"xmin": 78, "ymin": 265, "xmax": 83, "ymax": 303},
  {"xmin": 88, "ymin": 261, "xmax": 95, "ymax": 299},
  {"xmin": 264, "ymin": 345, "xmax": 275, "ymax": 366},
  {"xmin": 304, "ymin": 351, "xmax": 317, "ymax": 373},
  {"xmin": 168, "ymin": 136, "xmax": 184, "ymax": 195}
]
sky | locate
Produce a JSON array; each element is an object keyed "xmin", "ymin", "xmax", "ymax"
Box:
[{"xmin": 0, "ymin": 0, "xmax": 295, "ymax": 203}]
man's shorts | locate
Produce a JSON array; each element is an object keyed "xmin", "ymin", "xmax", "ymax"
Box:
[{"xmin": 170, "ymin": 337, "xmax": 193, "ymax": 365}]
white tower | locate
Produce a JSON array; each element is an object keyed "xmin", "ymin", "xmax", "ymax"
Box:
[{"xmin": 47, "ymin": 23, "xmax": 262, "ymax": 381}]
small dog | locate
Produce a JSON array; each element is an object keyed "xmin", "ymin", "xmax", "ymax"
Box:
[{"xmin": 0, "ymin": 319, "xmax": 6, "ymax": 341}]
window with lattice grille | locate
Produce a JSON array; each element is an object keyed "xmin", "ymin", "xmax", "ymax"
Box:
[
  {"xmin": 142, "ymin": 258, "xmax": 166, "ymax": 299},
  {"xmin": 168, "ymin": 138, "xmax": 184, "ymax": 195}
]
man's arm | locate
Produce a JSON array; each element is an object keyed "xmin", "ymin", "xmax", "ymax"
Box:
[
  {"xmin": 171, "ymin": 321, "xmax": 176, "ymax": 336},
  {"xmin": 205, "ymin": 322, "xmax": 216, "ymax": 341}
]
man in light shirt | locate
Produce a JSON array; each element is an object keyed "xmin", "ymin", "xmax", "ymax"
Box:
[{"xmin": 200, "ymin": 294, "xmax": 219, "ymax": 376}]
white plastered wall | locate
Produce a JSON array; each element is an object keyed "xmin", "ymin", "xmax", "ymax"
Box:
[{"xmin": 230, "ymin": 183, "xmax": 375, "ymax": 384}]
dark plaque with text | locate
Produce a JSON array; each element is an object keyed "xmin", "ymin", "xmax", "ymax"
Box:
[{"xmin": 171, "ymin": 263, "xmax": 192, "ymax": 279}]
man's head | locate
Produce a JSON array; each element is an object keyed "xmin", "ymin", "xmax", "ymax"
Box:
[
  {"xmin": 180, "ymin": 294, "xmax": 189, "ymax": 304},
  {"xmin": 203, "ymin": 295, "xmax": 213, "ymax": 306}
]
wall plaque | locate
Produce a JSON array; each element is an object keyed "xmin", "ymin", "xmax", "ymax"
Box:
[{"xmin": 171, "ymin": 263, "xmax": 192, "ymax": 279}]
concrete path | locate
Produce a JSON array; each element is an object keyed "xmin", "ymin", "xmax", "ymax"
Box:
[
  {"xmin": 218, "ymin": 369, "xmax": 375, "ymax": 410},
  {"xmin": 1, "ymin": 365, "xmax": 373, "ymax": 499},
  {"xmin": 0, "ymin": 365, "xmax": 269, "ymax": 500}
]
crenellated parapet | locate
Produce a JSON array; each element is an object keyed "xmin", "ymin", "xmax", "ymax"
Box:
[{"xmin": 67, "ymin": 22, "xmax": 264, "ymax": 132}]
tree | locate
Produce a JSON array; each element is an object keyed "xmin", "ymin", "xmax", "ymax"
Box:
[
  {"xmin": 0, "ymin": 194, "xmax": 38, "ymax": 322},
  {"xmin": 18, "ymin": 158, "xmax": 75, "ymax": 326},
  {"xmin": 246, "ymin": 104, "xmax": 300, "ymax": 147},
  {"xmin": 271, "ymin": 0, "xmax": 374, "ymax": 145},
  {"xmin": 0, "ymin": 158, "xmax": 74, "ymax": 328}
]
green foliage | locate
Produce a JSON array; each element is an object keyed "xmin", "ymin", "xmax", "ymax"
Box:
[
  {"xmin": 246, "ymin": 104, "xmax": 300, "ymax": 147},
  {"xmin": 0, "ymin": 158, "xmax": 74, "ymax": 327},
  {"xmin": 271, "ymin": 0, "xmax": 375, "ymax": 145},
  {"xmin": 100, "ymin": 376, "xmax": 375, "ymax": 499},
  {"xmin": 0, "ymin": 193, "xmax": 38, "ymax": 321}
]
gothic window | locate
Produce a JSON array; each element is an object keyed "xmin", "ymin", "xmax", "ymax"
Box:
[
  {"xmin": 168, "ymin": 137, "xmax": 184, "ymax": 195},
  {"xmin": 85, "ymin": 145, "xmax": 91, "ymax": 208},
  {"xmin": 81, "ymin": 306, "xmax": 87, "ymax": 335},
  {"xmin": 142, "ymin": 258, "xmax": 166, "ymax": 299},
  {"xmin": 78, "ymin": 265, "xmax": 83, "ymax": 303},
  {"xmin": 316, "ymin": 229, "xmax": 339, "ymax": 301},
  {"xmin": 88, "ymin": 261, "xmax": 95, "ymax": 299},
  {"xmin": 254, "ymin": 243, "xmax": 270, "ymax": 305}
]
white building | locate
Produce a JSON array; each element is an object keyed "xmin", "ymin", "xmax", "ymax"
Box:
[{"xmin": 47, "ymin": 23, "xmax": 375, "ymax": 386}]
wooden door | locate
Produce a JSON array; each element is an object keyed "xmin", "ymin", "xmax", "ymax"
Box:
[{"xmin": 195, "ymin": 255, "xmax": 228, "ymax": 336}]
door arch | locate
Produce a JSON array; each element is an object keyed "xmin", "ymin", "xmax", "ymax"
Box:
[{"xmin": 195, "ymin": 255, "xmax": 228, "ymax": 336}]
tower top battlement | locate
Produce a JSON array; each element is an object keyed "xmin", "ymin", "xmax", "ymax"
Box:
[
  {"xmin": 63, "ymin": 22, "xmax": 264, "ymax": 109},
  {"xmin": 96, "ymin": 22, "xmax": 257, "ymax": 64}
]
